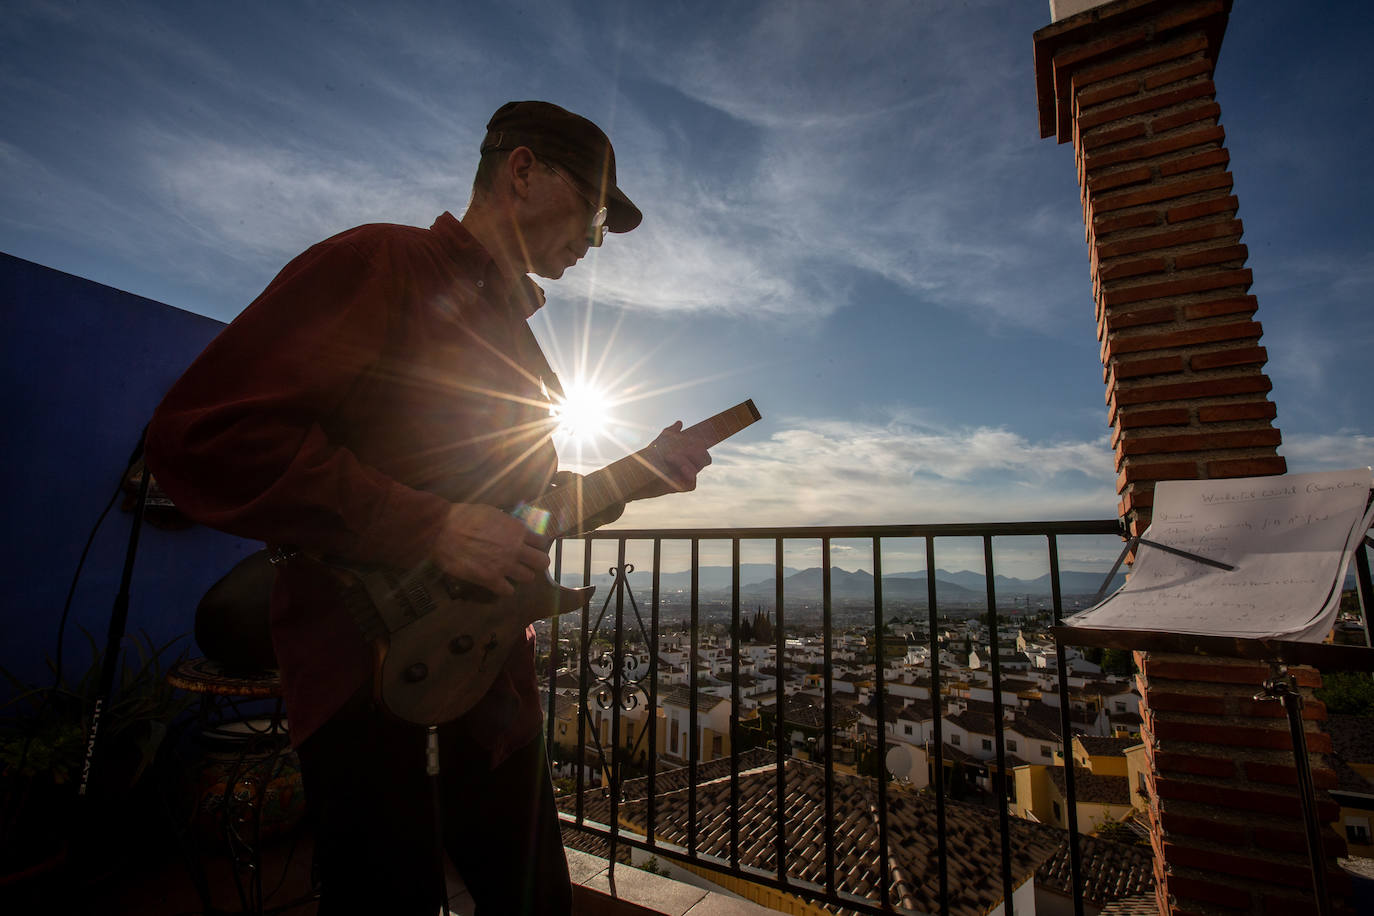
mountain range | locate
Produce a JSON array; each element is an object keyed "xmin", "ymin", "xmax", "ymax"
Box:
[{"xmin": 561, "ymin": 565, "xmax": 1127, "ymax": 604}]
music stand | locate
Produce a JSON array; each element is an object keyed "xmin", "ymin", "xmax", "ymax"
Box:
[{"xmin": 1054, "ymin": 471, "xmax": 1374, "ymax": 915}]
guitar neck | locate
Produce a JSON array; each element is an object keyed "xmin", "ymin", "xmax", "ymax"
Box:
[{"xmin": 532, "ymin": 399, "xmax": 760, "ymax": 538}]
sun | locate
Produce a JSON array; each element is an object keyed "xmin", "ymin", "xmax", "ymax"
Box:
[{"xmin": 552, "ymin": 380, "xmax": 613, "ymax": 445}]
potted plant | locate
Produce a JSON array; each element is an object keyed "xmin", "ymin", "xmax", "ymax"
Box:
[{"xmin": 0, "ymin": 628, "xmax": 194, "ymax": 894}]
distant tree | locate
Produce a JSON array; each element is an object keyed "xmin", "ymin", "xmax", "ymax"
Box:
[
  {"xmin": 1100, "ymin": 648, "xmax": 1135, "ymax": 677},
  {"xmin": 1316, "ymin": 671, "xmax": 1374, "ymax": 716},
  {"xmin": 734, "ymin": 617, "xmax": 755, "ymax": 643},
  {"xmin": 752, "ymin": 608, "xmax": 773, "ymax": 644}
]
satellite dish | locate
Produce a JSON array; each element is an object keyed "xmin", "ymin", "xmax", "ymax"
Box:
[{"xmin": 886, "ymin": 745, "xmax": 913, "ymax": 780}]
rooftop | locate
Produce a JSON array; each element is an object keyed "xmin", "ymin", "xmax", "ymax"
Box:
[
  {"xmin": 1076, "ymin": 734, "xmax": 1140, "ymax": 758},
  {"xmin": 1036, "ymin": 832, "xmax": 1154, "ymax": 906},
  {"xmin": 572, "ymin": 757, "xmax": 1106, "ymax": 916},
  {"xmin": 1047, "ymin": 767, "xmax": 1132, "ymax": 807}
]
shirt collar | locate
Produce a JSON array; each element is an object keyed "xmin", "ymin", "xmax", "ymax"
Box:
[{"xmin": 430, "ymin": 212, "xmax": 545, "ymax": 318}]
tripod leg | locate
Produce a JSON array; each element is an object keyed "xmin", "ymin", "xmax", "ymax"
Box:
[
  {"xmin": 427, "ymin": 726, "xmax": 451, "ymax": 916},
  {"xmin": 1281, "ymin": 690, "xmax": 1332, "ymax": 916}
]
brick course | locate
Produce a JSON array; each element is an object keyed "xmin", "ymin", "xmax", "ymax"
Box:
[
  {"xmin": 1096, "ymin": 217, "xmax": 1242, "ymax": 260},
  {"xmin": 1084, "ymin": 123, "xmax": 1225, "ymax": 172}
]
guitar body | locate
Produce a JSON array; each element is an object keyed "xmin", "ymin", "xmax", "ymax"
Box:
[
  {"xmin": 339, "ymin": 561, "xmax": 594, "ymax": 726},
  {"xmin": 331, "ymin": 399, "xmax": 759, "ymax": 727}
]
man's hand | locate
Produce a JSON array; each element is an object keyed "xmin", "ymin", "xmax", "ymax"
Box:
[
  {"xmin": 431, "ymin": 503, "xmax": 550, "ymax": 597},
  {"xmin": 633, "ymin": 421, "xmax": 713, "ymax": 501}
]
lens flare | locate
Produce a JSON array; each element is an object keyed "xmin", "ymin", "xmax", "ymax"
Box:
[{"xmin": 552, "ymin": 380, "xmax": 612, "ymax": 445}]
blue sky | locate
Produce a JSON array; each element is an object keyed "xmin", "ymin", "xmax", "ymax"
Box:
[{"xmin": 4, "ymin": 0, "xmax": 1371, "ymax": 577}]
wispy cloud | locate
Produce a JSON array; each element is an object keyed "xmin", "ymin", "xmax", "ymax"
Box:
[
  {"xmin": 583, "ymin": 423, "xmax": 1374, "ymax": 577},
  {"xmin": 143, "ymin": 132, "xmax": 461, "ymax": 258},
  {"xmin": 560, "ymin": 0, "xmax": 1091, "ymax": 330},
  {"xmin": 598, "ymin": 412, "xmax": 1120, "ymax": 531},
  {"xmin": 4, "ymin": 0, "xmax": 1086, "ymax": 333},
  {"xmin": 558, "ymin": 408, "xmax": 1124, "ymax": 578},
  {"xmin": 1279, "ymin": 432, "xmax": 1374, "ymax": 473}
]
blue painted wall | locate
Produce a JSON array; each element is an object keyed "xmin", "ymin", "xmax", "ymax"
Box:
[{"xmin": 1, "ymin": 252, "xmax": 258, "ymax": 698}]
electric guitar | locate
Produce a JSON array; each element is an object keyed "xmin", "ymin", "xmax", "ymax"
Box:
[{"xmin": 332, "ymin": 399, "xmax": 761, "ymax": 726}]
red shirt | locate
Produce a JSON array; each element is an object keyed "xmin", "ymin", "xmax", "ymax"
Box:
[{"xmin": 148, "ymin": 213, "xmax": 561, "ymax": 762}]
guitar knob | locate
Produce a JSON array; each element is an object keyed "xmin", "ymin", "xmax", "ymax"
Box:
[
  {"xmin": 403, "ymin": 662, "xmax": 429, "ymax": 683},
  {"xmin": 450, "ymin": 635, "xmax": 475, "ymax": 654}
]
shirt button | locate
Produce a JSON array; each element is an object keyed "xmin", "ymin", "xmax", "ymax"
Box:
[{"xmin": 476, "ymin": 280, "xmax": 485, "ymax": 288}]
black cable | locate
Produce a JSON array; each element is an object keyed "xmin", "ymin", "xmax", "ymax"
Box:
[
  {"xmin": 9, "ymin": 437, "xmax": 139, "ymax": 784},
  {"xmin": 52, "ymin": 477, "xmax": 126, "ymax": 695},
  {"xmin": 57, "ymin": 430, "xmax": 148, "ymax": 692}
]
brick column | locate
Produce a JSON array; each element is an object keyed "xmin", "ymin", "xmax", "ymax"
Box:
[
  {"xmin": 1134, "ymin": 655, "xmax": 1349, "ymax": 914},
  {"xmin": 1032, "ymin": 0, "xmax": 1283, "ymax": 538},
  {"xmin": 1032, "ymin": 2, "xmax": 1351, "ymax": 913}
]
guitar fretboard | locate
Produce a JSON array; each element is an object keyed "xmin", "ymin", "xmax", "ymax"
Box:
[{"xmin": 533, "ymin": 399, "xmax": 760, "ymax": 537}]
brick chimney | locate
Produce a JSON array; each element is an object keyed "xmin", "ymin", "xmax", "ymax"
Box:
[
  {"xmin": 1032, "ymin": 1, "xmax": 1350, "ymax": 913},
  {"xmin": 1033, "ymin": 0, "xmax": 1284, "ymax": 538}
]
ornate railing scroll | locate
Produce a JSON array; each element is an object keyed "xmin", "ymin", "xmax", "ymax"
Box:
[{"xmin": 578, "ymin": 562, "xmax": 655, "ymax": 882}]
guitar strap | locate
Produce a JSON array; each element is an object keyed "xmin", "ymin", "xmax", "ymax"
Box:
[{"xmin": 513, "ymin": 314, "xmax": 563, "ymax": 405}]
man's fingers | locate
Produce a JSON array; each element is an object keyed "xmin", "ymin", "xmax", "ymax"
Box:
[
  {"xmin": 668, "ymin": 456, "xmax": 700, "ymax": 491},
  {"xmin": 514, "ymin": 544, "xmax": 551, "ymax": 577},
  {"xmin": 433, "ymin": 502, "xmax": 554, "ymax": 593}
]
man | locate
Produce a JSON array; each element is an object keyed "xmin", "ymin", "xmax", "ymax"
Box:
[{"xmin": 146, "ymin": 100, "xmax": 711, "ymax": 915}]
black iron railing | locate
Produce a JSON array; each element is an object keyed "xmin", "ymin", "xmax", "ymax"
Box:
[{"xmin": 543, "ymin": 520, "xmax": 1136, "ymax": 916}]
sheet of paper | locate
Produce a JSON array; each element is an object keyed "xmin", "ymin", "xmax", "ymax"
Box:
[{"xmin": 1064, "ymin": 468, "xmax": 1374, "ymax": 642}]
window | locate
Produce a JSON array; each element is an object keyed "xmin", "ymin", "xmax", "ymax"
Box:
[
  {"xmin": 904, "ymin": 724, "xmax": 914, "ymax": 736},
  {"xmin": 1040, "ymin": 745, "xmax": 1052, "ymax": 758},
  {"xmin": 981, "ymin": 738, "xmax": 992, "ymax": 751},
  {"xmin": 1115, "ymin": 701, "xmax": 1127, "ymax": 712},
  {"xmin": 1347, "ymin": 818, "xmax": 1372, "ymax": 846},
  {"xmin": 951, "ymin": 734, "xmax": 961, "ymax": 746},
  {"xmin": 1007, "ymin": 740, "xmax": 1018, "ymax": 753},
  {"xmin": 1052, "ymin": 801, "xmax": 1063, "ymax": 823}
]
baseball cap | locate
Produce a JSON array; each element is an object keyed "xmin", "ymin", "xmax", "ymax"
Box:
[{"xmin": 480, "ymin": 100, "xmax": 642, "ymax": 234}]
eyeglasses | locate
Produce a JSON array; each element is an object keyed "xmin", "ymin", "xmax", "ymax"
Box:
[{"xmin": 545, "ymin": 163, "xmax": 608, "ymax": 247}]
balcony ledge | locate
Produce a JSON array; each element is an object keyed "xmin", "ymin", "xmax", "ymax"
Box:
[{"xmin": 567, "ymin": 848, "xmax": 779, "ymax": 916}]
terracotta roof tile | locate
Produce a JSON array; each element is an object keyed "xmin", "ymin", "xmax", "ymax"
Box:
[
  {"xmin": 1035, "ymin": 833, "xmax": 1153, "ymax": 905},
  {"xmin": 1047, "ymin": 767, "xmax": 1131, "ymax": 806},
  {"xmin": 586, "ymin": 760, "xmax": 1064, "ymax": 915}
]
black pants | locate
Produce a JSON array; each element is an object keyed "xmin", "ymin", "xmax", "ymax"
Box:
[{"xmin": 296, "ymin": 690, "xmax": 572, "ymax": 916}]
